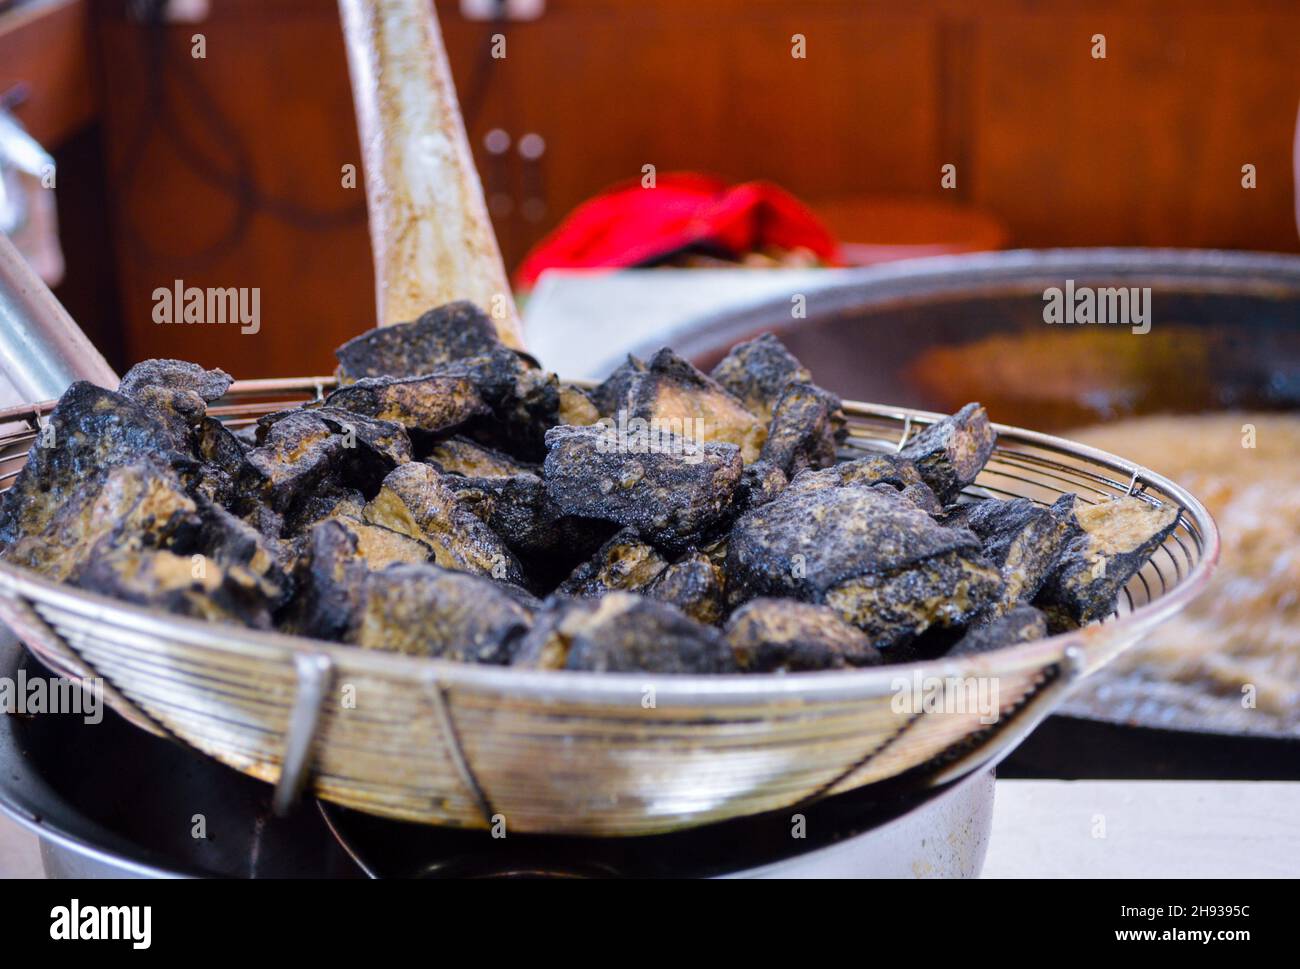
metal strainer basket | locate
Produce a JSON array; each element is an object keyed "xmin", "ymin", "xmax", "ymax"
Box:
[{"xmin": 0, "ymin": 381, "xmax": 1218, "ymax": 836}]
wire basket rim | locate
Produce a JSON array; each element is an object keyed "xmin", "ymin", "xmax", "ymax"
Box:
[{"xmin": 0, "ymin": 383, "xmax": 1221, "ymax": 707}]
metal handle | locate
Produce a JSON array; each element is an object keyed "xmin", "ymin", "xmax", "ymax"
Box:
[
  {"xmin": 338, "ymin": 0, "xmax": 526, "ymax": 349},
  {"xmin": 0, "ymin": 232, "xmax": 117, "ymax": 408},
  {"xmin": 926, "ymin": 646, "xmax": 1086, "ymax": 787}
]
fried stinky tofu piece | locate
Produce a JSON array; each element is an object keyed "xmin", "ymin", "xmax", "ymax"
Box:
[
  {"xmin": 824, "ymin": 550, "xmax": 1004, "ymax": 650},
  {"xmin": 346, "ymin": 563, "xmax": 532, "ymax": 662},
  {"xmin": 119, "ymin": 358, "xmax": 233, "ymax": 402},
  {"xmin": 0, "ymin": 383, "xmax": 186, "ymax": 543},
  {"xmin": 788, "ymin": 452, "xmax": 943, "ymax": 514},
  {"xmin": 362, "ymin": 462, "xmax": 525, "ymax": 584},
  {"xmin": 647, "ymin": 551, "xmax": 726, "ymax": 626},
  {"xmin": 118, "ymin": 360, "xmax": 233, "ymax": 452},
  {"xmin": 1035, "ymin": 494, "xmax": 1181, "ymax": 624},
  {"xmin": 247, "ymin": 407, "xmax": 410, "ymax": 513},
  {"xmin": 473, "ymin": 364, "xmax": 561, "ymax": 460},
  {"xmin": 726, "ymin": 484, "xmax": 1002, "ymax": 649},
  {"xmin": 76, "ymin": 543, "xmax": 278, "ymax": 629},
  {"xmin": 192, "ymin": 416, "xmax": 264, "ymax": 510},
  {"xmin": 949, "ymin": 605, "xmax": 1048, "ymax": 658},
  {"xmin": 287, "ymin": 516, "xmax": 432, "ymax": 640},
  {"xmin": 557, "ymin": 529, "xmax": 668, "ymax": 598},
  {"xmin": 734, "ymin": 460, "xmax": 788, "ymax": 512},
  {"xmin": 709, "ymin": 333, "xmax": 812, "ymax": 423},
  {"xmin": 512, "ymin": 592, "xmax": 736, "ymax": 673},
  {"xmin": 543, "ymin": 423, "xmax": 743, "ymax": 553},
  {"xmin": 427, "ymin": 437, "xmax": 536, "ymax": 478},
  {"xmin": 336, "ymin": 301, "xmax": 512, "ymax": 386},
  {"xmin": 280, "ymin": 481, "xmax": 367, "ymax": 538},
  {"xmin": 725, "ymin": 598, "xmax": 881, "ymax": 671},
  {"xmin": 941, "ymin": 497, "xmax": 1069, "ymax": 613},
  {"xmin": 590, "ymin": 355, "xmax": 646, "ymax": 416},
  {"xmin": 897, "ymin": 402, "xmax": 997, "ymax": 504},
  {"xmin": 627, "ymin": 349, "xmax": 767, "ymax": 464},
  {"xmin": 558, "ymin": 384, "xmax": 601, "ymax": 426},
  {"xmin": 324, "ymin": 373, "xmax": 489, "ymax": 435},
  {"xmin": 758, "ymin": 381, "xmax": 842, "ymax": 477},
  {"xmin": 1, "ymin": 459, "xmax": 201, "ymax": 582},
  {"xmin": 448, "ymin": 471, "xmax": 611, "ymax": 568},
  {"xmin": 336, "ymin": 300, "xmax": 545, "ymax": 448},
  {"xmin": 196, "ymin": 502, "xmax": 292, "ymax": 603}
]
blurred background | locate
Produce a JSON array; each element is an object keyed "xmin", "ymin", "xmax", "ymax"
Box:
[{"xmin": 2, "ymin": 0, "xmax": 1299, "ymax": 378}]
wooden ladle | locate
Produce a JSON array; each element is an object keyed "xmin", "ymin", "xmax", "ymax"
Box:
[{"xmin": 338, "ymin": 0, "xmax": 525, "ymax": 349}]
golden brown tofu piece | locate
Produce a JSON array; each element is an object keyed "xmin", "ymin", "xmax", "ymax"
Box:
[
  {"xmin": 325, "ymin": 373, "xmax": 489, "ymax": 435},
  {"xmin": 558, "ymin": 384, "xmax": 601, "ymax": 426},
  {"xmin": 347, "ymin": 563, "xmax": 532, "ymax": 662},
  {"xmin": 556, "ymin": 529, "xmax": 668, "ymax": 598},
  {"xmin": 647, "ymin": 551, "xmax": 726, "ymax": 626},
  {"xmin": 1036, "ymin": 494, "xmax": 1181, "ymax": 624},
  {"xmin": 428, "ymin": 438, "xmax": 536, "ymax": 479},
  {"xmin": 627, "ymin": 349, "xmax": 766, "ymax": 463},
  {"xmin": 725, "ymin": 598, "xmax": 881, "ymax": 671},
  {"xmin": 362, "ymin": 462, "xmax": 525, "ymax": 585},
  {"xmin": 898, "ymin": 402, "xmax": 997, "ymax": 504}
]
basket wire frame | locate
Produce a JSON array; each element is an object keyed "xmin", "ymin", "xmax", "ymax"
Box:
[{"xmin": 0, "ymin": 379, "xmax": 1219, "ymax": 836}]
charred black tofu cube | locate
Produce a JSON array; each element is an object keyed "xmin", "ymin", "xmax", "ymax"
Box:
[
  {"xmin": 726, "ymin": 484, "xmax": 1002, "ymax": 649},
  {"xmin": 948, "ymin": 605, "xmax": 1048, "ymax": 657},
  {"xmin": 247, "ymin": 407, "xmax": 411, "ymax": 513},
  {"xmin": 543, "ymin": 423, "xmax": 743, "ymax": 553},
  {"xmin": 708, "ymin": 333, "xmax": 812, "ymax": 422},
  {"xmin": 589, "ymin": 355, "xmax": 646, "ymax": 416},
  {"xmin": 898, "ymin": 402, "xmax": 997, "ymax": 504},
  {"xmin": 758, "ymin": 381, "xmax": 842, "ymax": 477},
  {"xmin": 284, "ymin": 515, "xmax": 431, "ymax": 640},
  {"xmin": 76, "ymin": 543, "xmax": 278, "ymax": 630},
  {"xmin": 512, "ymin": 592, "xmax": 736, "ymax": 673}
]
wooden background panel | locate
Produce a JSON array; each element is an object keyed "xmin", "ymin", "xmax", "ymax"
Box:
[
  {"xmin": 970, "ymin": 9, "xmax": 1300, "ymax": 249},
  {"xmin": 92, "ymin": 2, "xmax": 372, "ymax": 378},
  {"xmin": 42, "ymin": 0, "xmax": 1300, "ymax": 380},
  {"xmin": 445, "ymin": 2, "xmax": 942, "ymax": 268}
]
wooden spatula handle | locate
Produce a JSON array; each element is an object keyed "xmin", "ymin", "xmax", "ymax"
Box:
[{"xmin": 338, "ymin": 0, "xmax": 525, "ymax": 349}]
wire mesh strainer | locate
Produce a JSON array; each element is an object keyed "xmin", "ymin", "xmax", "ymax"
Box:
[{"xmin": 0, "ymin": 380, "xmax": 1218, "ymax": 836}]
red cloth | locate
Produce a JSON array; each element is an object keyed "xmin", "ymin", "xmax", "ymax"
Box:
[{"xmin": 514, "ymin": 173, "xmax": 841, "ymax": 288}]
